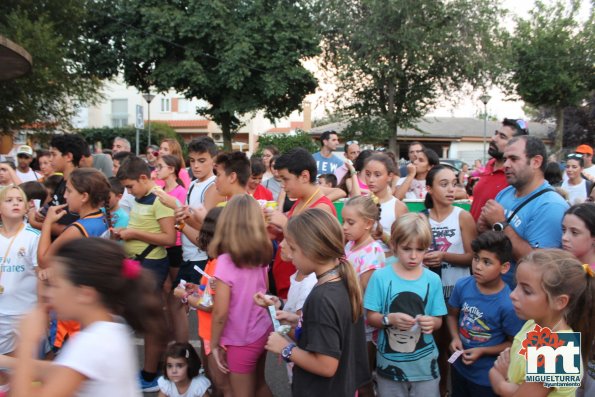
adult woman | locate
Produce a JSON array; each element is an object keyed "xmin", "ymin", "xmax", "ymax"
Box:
[
  {"xmin": 261, "ymin": 146, "xmax": 279, "ymax": 181},
  {"xmin": 155, "ymin": 138, "xmax": 191, "ymax": 188}
]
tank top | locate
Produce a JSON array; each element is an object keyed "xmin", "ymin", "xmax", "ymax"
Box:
[
  {"xmin": 182, "ymin": 175, "xmax": 216, "ymax": 262},
  {"xmin": 69, "ymin": 211, "xmax": 109, "ymax": 238},
  {"xmin": 428, "ymin": 206, "xmax": 468, "ymax": 298},
  {"xmin": 379, "ymin": 196, "xmax": 397, "ymax": 235}
]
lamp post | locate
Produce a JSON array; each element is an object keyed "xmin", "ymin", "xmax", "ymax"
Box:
[
  {"xmin": 479, "ymin": 94, "xmax": 491, "ymax": 164},
  {"xmin": 142, "ymin": 93, "xmax": 155, "ymax": 146}
]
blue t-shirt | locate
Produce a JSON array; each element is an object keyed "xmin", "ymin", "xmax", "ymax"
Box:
[
  {"xmin": 364, "ymin": 265, "xmax": 447, "ymax": 382},
  {"xmin": 448, "ymin": 276, "xmax": 524, "ymax": 386},
  {"xmin": 112, "ymin": 207, "xmax": 130, "ymax": 229},
  {"xmin": 495, "ymin": 182, "xmax": 568, "ymax": 288},
  {"xmin": 313, "ymin": 152, "xmax": 343, "ymax": 176}
]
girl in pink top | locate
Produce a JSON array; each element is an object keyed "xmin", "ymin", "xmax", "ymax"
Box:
[
  {"xmin": 210, "ymin": 195, "xmax": 273, "ymax": 397},
  {"xmin": 154, "ymin": 138, "xmax": 192, "ymax": 188}
]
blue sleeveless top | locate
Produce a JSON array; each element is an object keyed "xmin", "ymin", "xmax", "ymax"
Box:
[{"xmin": 69, "ymin": 210, "xmax": 109, "ymax": 238}]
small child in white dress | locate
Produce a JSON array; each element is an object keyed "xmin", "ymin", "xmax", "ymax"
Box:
[{"xmin": 158, "ymin": 342, "xmax": 211, "ymax": 397}]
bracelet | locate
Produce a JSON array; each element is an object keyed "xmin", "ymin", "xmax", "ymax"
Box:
[
  {"xmin": 175, "ymin": 222, "xmax": 185, "ymax": 232},
  {"xmin": 278, "ymin": 298, "xmax": 285, "ymax": 311}
]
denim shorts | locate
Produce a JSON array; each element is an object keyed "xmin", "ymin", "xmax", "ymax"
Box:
[{"xmin": 141, "ymin": 256, "xmax": 170, "ymax": 290}]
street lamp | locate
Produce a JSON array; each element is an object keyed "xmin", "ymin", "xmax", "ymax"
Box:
[
  {"xmin": 479, "ymin": 94, "xmax": 491, "ymax": 164},
  {"xmin": 142, "ymin": 93, "xmax": 156, "ymax": 146}
]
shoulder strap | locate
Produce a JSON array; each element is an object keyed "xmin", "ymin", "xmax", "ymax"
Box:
[
  {"xmin": 134, "ymin": 244, "xmax": 157, "ymax": 262},
  {"xmin": 586, "ymin": 180, "xmax": 593, "ymax": 196},
  {"xmin": 506, "ymin": 188, "xmax": 554, "ymax": 223},
  {"xmin": 186, "ymin": 183, "xmax": 195, "ymax": 205}
]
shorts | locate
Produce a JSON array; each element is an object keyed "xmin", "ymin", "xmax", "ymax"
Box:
[
  {"xmin": 174, "ymin": 259, "xmax": 208, "ymax": 286},
  {"xmin": 225, "ymin": 330, "xmax": 270, "ymax": 374},
  {"xmin": 376, "ymin": 374, "xmax": 440, "ymax": 397},
  {"xmin": 141, "ymin": 256, "xmax": 170, "ymax": 290},
  {"xmin": 167, "ymin": 246, "xmax": 183, "ymax": 268},
  {"xmin": 0, "ymin": 313, "xmax": 23, "ymax": 354}
]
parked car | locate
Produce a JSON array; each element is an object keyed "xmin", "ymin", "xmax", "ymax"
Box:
[{"xmin": 439, "ymin": 158, "xmax": 467, "ymax": 172}]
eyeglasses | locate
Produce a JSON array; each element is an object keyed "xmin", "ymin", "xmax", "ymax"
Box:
[
  {"xmin": 346, "ymin": 140, "xmax": 358, "ymax": 146},
  {"xmin": 515, "ymin": 119, "xmax": 527, "ymax": 131}
]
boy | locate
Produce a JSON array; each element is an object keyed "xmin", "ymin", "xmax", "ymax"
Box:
[
  {"xmin": 248, "ymin": 157, "xmax": 273, "ymax": 200},
  {"xmin": 447, "ymin": 231, "xmax": 523, "ymax": 397},
  {"xmin": 213, "ymin": 151, "xmax": 251, "ymax": 197},
  {"xmin": 115, "ymin": 156, "xmax": 176, "ymax": 392},
  {"xmin": 108, "ymin": 177, "xmax": 129, "ymax": 229},
  {"xmin": 318, "ymin": 173, "xmax": 338, "ymax": 188},
  {"xmin": 268, "ymin": 148, "xmax": 336, "ymax": 298}
]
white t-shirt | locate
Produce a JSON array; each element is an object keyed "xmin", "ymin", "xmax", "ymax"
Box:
[
  {"xmin": 284, "ymin": 272, "xmax": 317, "ymax": 313},
  {"xmin": 15, "ymin": 168, "xmax": 41, "ymax": 183},
  {"xmin": 182, "ymin": 175, "xmax": 216, "ymax": 262},
  {"xmin": 157, "ymin": 375, "xmax": 211, "ymax": 397},
  {"xmin": 56, "ymin": 321, "xmax": 141, "ymax": 397},
  {"xmin": 0, "ymin": 224, "xmax": 39, "ymax": 315},
  {"xmin": 584, "ymin": 164, "xmax": 595, "ymax": 179},
  {"xmin": 561, "ymin": 179, "xmax": 587, "ymax": 205}
]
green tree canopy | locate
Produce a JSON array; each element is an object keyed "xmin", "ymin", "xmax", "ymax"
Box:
[
  {"xmin": 87, "ymin": 0, "xmax": 320, "ymax": 150},
  {"xmin": 255, "ymin": 131, "xmax": 318, "ymax": 155},
  {"xmin": 317, "ymin": 0, "xmax": 505, "ymax": 152}
]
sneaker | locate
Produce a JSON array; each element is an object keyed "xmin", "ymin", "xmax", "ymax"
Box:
[{"xmin": 138, "ymin": 373, "xmax": 159, "ymax": 393}]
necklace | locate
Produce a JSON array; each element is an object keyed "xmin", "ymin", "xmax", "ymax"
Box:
[
  {"xmin": 316, "ymin": 265, "xmax": 340, "ymax": 285},
  {"xmin": 294, "ymin": 188, "xmax": 320, "ymax": 215},
  {"xmin": 0, "ymin": 223, "xmax": 25, "ymax": 294}
]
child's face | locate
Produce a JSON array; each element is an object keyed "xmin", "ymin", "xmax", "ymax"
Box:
[
  {"xmin": 281, "ymin": 235, "xmax": 314, "ymax": 274},
  {"xmin": 108, "ymin": 192, "xmax": 121, "ymax": 210},
  {"xmin": 427, "ymin": 168, "xmax": 457, "ymax": 204},
  {"xmin": 159, "ymin": 142, "xmax": 171, "ymax": 157},
  {"xmin": 165, "ymin": 357, "xmax": 189, "ymax": 384},
  {"xmin": 364, "ymin": 160, "xmax": 392, "ymax": 194},
  {"xmin": 278, "ymin": 169, "xmax": 309, "ymax": 199},
  {"xmin": 188, "ymin": 151, "xmax": 214, "ymax": 181},
  {"xmin": 248, "ymin": 173, "xmax": 264, "ymax": 191},
  {"xmin": 38, "ymin": 155, "xmax": 54, "ymax": 176},
  {"xmin": 0, "ymin": 188, "xmax": 27, "ymax": 221},
  {"xmin": 64, "ymin": 179, "xmax": 85, "ymax": 213},
  {"xmin": 342, "ymin": 205, "xmax": 372, "ymax": 243},
  {"xmin": 413, "ymin": 153, "xmax": 431, "ymax": 175},
  {"xmin": 562, "ymin": 214, "xmax": 595, "ymax": 261},
  {"xmin": 395, "ymin": 240, "xmax": 426, "ymax": 271},
  {"xmin": 43, "ymin": 260, "xmax": 80, "ymax": 320},
  {"xmin": 155, "ymin": 159, "xmax": 174, "ymax": 181},
  {"xmin": 510, "ymin": 261, "xmax": 550, "ymax": 322},
  {"xmin": 49, "ymin": 146, "xmax": 67, "ymax": 173},
  {"xmin": 214, "ymin": 165, "xmax": 235, "ymax": 196},
  {"xmin": 0, "ymin": 164, "xmax": 11, "ymax": 185},
  {"xmin": 120, "ymin": 177, "xmax": 152, "ymax": 199},
  {"xmin": 471, "ymin": 249, "xmax": 508, "ymax": 286}
]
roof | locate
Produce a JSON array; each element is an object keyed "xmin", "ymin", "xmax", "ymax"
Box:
[
  {"xmin": 149, "ymin": 119, "xmax": 209, "ymax": 128},
  {"xmin": 265, "ymin": 120, "xmax": 304, "ymax": 134}
]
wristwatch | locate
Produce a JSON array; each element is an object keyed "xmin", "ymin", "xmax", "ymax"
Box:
[
  {"xmin": 492, "ymin": 221, "xmax": 509, "ymax": 232},
  {"xmin": 281, "ymin": 343, "xmax": 296, "ymax": 363},
  {"xmin": 381, "ymin": 315, "xmax": 391, "ymax": 328}
]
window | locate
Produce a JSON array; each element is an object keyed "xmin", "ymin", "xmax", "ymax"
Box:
[
  {"xmin": 161, "ymin": 98, "xmax": 171, "ymax": 112},
  {"xmin": 178, "ymin": 98, "xmax": 189, "ymax": 113},
  {"xmin": 111, "ymin": 99, "xmax": 128, "ymax": 127}
]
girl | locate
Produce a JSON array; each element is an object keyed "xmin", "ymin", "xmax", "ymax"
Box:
[
  {"xmin": 36, "ymin": 150, "xmax": 55, "ymax": 180},
  {"xmin": 0, "ymin": 162, "xmax": 22, "ymax": 188},
  {"xmin": 561, "ymin": 154, "xmax": 590, "ymax": 204},
  {"xmin": 157, "ymin": 138, "xmax": 191, "ymax": 188},
  {"xmin": 362, "ymin": 153, "xmax": 408, "ymax": 248},
  {"xmin": 395, "ymin": 148, "xmax": 440, "ymax": 200},
  {"xmin": 157, "ymin": 343, "xmax": 211, "ymax": 397},
  {"xmin": 265, "ymin": 208, "xmax": 370, "ymax": 397},
  {"xmin": 490, "ymin": 249, "xmax": 595, "ymax": 397},
  {"xmin": 338, "ymin": 150, "xmax": 373, "ymax": 198},
  {"xmin": 209, "ymin": 195, "xmax": 273, "ymax": 397},
  {"xmin": 0, "ymin": 186, "xmax": 40, "ymax": 389},
  {"xmin": 364, "ymin": 213, "xmax": 447, "ymax": 396},
  {"xmin": 261, "ymin": 146, "xmax": 279, "ymax": 181},
  {"xmin": 8, "ymin": 238, "xmax": 165, "ymax": 396}
]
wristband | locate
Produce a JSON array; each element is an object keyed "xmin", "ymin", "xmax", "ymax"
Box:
[{"xmin": 278, "ymin": 298, "xmax": 285, "ymax": 311}]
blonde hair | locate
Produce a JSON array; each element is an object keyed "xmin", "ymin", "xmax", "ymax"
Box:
[
  {"xmin": 0, "ymin": 185, "xmax": 28, "ymax": 220},
  {"xmin": 519, "ymin": 249, "xmax": 595, "ymax": 364},
  {"xmin": 286, "ymin": 208, "xmax": 362, "ymax": 322},
  {"xmin": 161, "ymin": 138, "xmax": 186, "ymax": 168},
  {"xmin": 208, "ymin": 195, "xmax": 272, "ymax": 267},
  {"xmin": 390, "ymin": 212, "xmax": 432, "ymax": 251},
  {"xmin": 344, "ymin": 196, "xmax": 383, "ymax": 240}
]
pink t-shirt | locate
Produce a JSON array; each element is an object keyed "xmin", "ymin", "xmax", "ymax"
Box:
[
  {"xmin": 345, "ymin": 240, "xmax": 385, "ymax": 276},
  {"xmin": 214, "ymin": 253, "xmax": 270, "ymax": 346},
  {"xmin": 166, "ymin": 184, "xmax": 187, "ymax": 246}
]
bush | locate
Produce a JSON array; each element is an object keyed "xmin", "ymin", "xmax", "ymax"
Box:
[{"xmin": 255, "ymin": 130, "xmax": 318, "ymax": 155}]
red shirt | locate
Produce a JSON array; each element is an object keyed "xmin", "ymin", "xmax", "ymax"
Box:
[
  {"xmin": 272, "ymin": 195, "xmax": 337, "ymax": 299},
  {"xmin": 470, "ymin": 158, "xmax": 508, "ymax": 221},
  {"xmin": 252, "ymin": 184, "xmax": 273, "ymax": 201}
]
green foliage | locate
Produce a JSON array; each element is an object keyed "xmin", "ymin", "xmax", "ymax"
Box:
[
  {"xmin": 0, "ymin": 1, "xmax": 103, "ymax": 132},
  {"xmin": 256, "ymin": 131, "xmax": 318, "ymax": 155},
  {"xmin": 86, "ymin": 0, "xmax": 320, "ymax": 150},
  {"xmin": 78, "ymin": 122, "xmax": 180, "ymax": 154},
  {"xmin": 318, "ymin": 0, "xmax": 505, "ymax": 150}
]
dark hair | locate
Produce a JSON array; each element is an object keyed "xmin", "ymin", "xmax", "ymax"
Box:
[
  {"xmin": 163, "ymin": 342, "xmax": 201, "ymax": 380},
  {"xmin": 566, "ymin": 154, "xmax": 585, "ymax": 168},
  {"xmin": 0, "ymin": 161, "xmax": 16, "ymax": 170},
  {"xmin": 42, "ymin": 174, "xmax": 63, "ymax": 194},
  {"xmin": 50, "ymin": 134, "xmax": 87, "ymax": 167},
  {"xmin": 196, "ymin": 207, "xmax": 224, "ymax": 252},
  {"xmin": 274, "ymin": 148, "xmax": 317, "ymax": 183},
  {"xmin": 250, "ymin": 157, "xmax": 266, "ymax": 176},
  {"xmin": 319, "ymin": 130, "xmax": 337, "ymax": 145},
  {"xmin": 54, "ymin": 238, "xmax": 165, "ymax": 338},
  {"xmin": 424, "ymin": 165, "xmax": 453, "ymax": 209},
  {"xmin": 102, "ymin": 149, "xmax": 113, "ymax": 157},
  {"xmin": 470, "ymin": 231, "xmax": 513, "ymax": 265},
  {"xmin": 508, "ymin": 135, "xmax": 547, "ymax": 173},
  {"xmin": 263, "ymin": 145, "xmax": 279, "ymax": 156},
  {"xmin": 354, "ymin": 149, "xmax": 374, "ymax": 172},
  {"xmin": 108, "ymin": 176, "xmax": 125, "ymax": 196},
  {"xmin": 69, "ymin": 168, "xmax": 113, "ymax": 234},
  {"xmin": 113, "ymin": 151, "xmax": 133, "ymax": 164},
  {"xmin": 160, "ymin": 154, "xmax": 185, "ymax": 188},
  {"xmin": 422, "ymin": 148, "xmax": 440, "ymax": 167},
  {"xmin": 19, "ymin": 181, "xmax": 48, "ymax": 202},
  {"xmin": 37, "ymin": 149, "xmax": 51, "ymax": 158},
  {"xmin": 215, "ymin": 151, "xmax": 250, "ymax": 187},
  {"xmin": 188, "ymin": 137, "xmax": 218, "ymax": 157},
  {"xmin": 544, "ymin": 162, "xmax": 563, "ymax": 186},
  {"xmin": 364, "ymin": 153, "xmax": 397, "ymax": 174},
  {"xmin": 318, "ymin": 173, "xmax": 337, "ymax": 187},
  {"xmin": 565, "ymin": 203, "xmax": 595, "ymax": 237},
  {"xmin": 502, "ymin": 118, "xmax": 529, "ymax": 136},
  {"xmin": 409, "ymin": 141, "xmax": 425, "ymax": 149},
  {"xmin": 116, "ymin": 156, "xmax": 151, "ymax": 180}
]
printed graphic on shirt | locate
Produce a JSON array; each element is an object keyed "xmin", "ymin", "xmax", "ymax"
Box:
[{"xmin": 458, "ymin": 302, "xmax": 492, "ymax": 343}]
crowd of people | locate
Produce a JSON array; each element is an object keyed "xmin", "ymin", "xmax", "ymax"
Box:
[{"xmin": 0, "ymin": 125, "xmax": 591, "ymax": 397}]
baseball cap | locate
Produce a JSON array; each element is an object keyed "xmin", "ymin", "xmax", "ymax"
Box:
[
  {"xmin": 576, "ymin": 144, "xmax": 593, "ymax": 155},
  {"xmin": 16, "ymin": 145, "xmax": 34, "ymax": 157}
]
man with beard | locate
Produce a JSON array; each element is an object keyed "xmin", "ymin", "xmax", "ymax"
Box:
[{"xmin": 470, "ymin": 119, "xmax": 529, "ymax": 221}]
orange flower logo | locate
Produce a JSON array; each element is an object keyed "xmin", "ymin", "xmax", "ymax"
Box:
[{"xmin": 518, "ymin": 324, "xmax": 565, "ymax": 368}]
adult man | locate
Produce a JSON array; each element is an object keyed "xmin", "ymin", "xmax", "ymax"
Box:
[
  {"xmin": 313, "ymin": 130, "xmax": 343, "ymax": 176},
  {"xmin": 112, "ymin": 136, "xmax": 131, "ymax": 154},
  {"xmin": 333, "ymin": 140, "xmax": 361, "ymax": 183},
  {"xmin": 399, "ymin": 141, "xmax": 425, "ymax": 176},
  {"xmin": 576, "ymin": 144, "xmax": 595, "ymax": 181},
  {"xmin": 478, "ymin": 136, "xmax": 568, "ymax": 288},
  {"xmin": 15, "ymin": 145, "xmax": 41, "ymax": 182},
  {"xmin": 470, "ymin": 118, "xmax": 529, "ymax": 221}
]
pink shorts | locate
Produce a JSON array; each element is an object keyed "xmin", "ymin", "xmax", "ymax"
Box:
[{"xmin": 225, "ymin": 331, "xmax": 269, "ymax": 374}]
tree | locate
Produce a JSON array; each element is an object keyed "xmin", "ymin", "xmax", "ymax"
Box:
[
  {"xmin": 509, "ymin": 0, "xmax": 594, "ymax": 153},
  {"xmin": 0, "ymin": 1, "xmax": 103, "ymax": 133},
  {"xmin": 317, "ymin": 0, "xmax": 505, "ymax": 152},
  {"xmin": 255, "ymin": 131, "xmax": 318, "ymax": 155},
  {"xmin": 88, "ymin": 0, "xmax": 320, "ymax": 151}
]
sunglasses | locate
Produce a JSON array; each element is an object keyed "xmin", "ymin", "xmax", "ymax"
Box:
[
  {"xmin": 567, "ymin": 153, "xmax": 583, "ymax": 159},
  {"xmin": 346, "ymin": 140, "xmax": 358, "ymax": 146}
]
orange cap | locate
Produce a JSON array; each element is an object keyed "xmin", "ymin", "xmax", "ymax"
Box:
[{"xmin": 576, "ymin": 144, "xmax": 593, "ymax": 155}]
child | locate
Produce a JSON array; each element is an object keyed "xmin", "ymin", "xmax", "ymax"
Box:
[
  {"xmin": 264, "ymin": 208, "xmax": 371, "ymax": 396},
  {"xmin": 213, "ymin": 151, "xmax": 251, "ymax": 198},
  {"xmin": 562, "ymin": 153, "xmax": 591, "ymax": 204},
  {"xmin": 158, "ymin": 138, "xmax": 191, "ymax": 188},
  {"xmin": 36, "ymin": 149, "xmax": 55, "ymax": 179},
  {"xmin": 247, "ymin": 157, "xmax": 273, "ymax": 201},
  {"xmin": 447, "ymin": 231, "xmax": 524, "ymax": 397},
  {"xmin": 0, "ymin": 186, "xmax": 40, "ymax": 389},
  {"xmin": 489, "ymin": 249, "xmax": 595, "ymax": 397},
  {"xmin": 7, "ymin": 238, "xmax": 165, "ymax": 396},
  {"xmin": 116, "ymin": 155, "xmax": 176, "ymax": 392},
  {"xmin": 108, "ymin": 177, "xmax": 130, "ymax": 229},
  {"xmin": 395, "ymin": 148, "xmax": 440, "ymax": 200},
  {"xmin": 364, "ymin": 212, "xmax": 447, "ymax": 396},
  {"xmin": 209, "ymin": 195, "xmax": 273, "ymax": 397},
  {"xmin": 157, "ymin": 343, "xmax": 211, "ymax": 397},
  {"xmin": 0, "ymin": 162, "xmax": 22, "ymax": 188},
  {"xmin": 19, "ymin": 181, "xmax": 48, "ymax": 211},
  {"xmin": 318, "ymin": 173, "xmax": 338, "ymax": 188}
]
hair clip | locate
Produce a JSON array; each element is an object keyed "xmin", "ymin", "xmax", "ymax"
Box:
[
  {"xmin": 583, "ymin": 264, "xmax": 594, "ymax": 278},
  {"xmin": 122, "ymin": 259, "xmax": 141, "ymax": 279},
  {"xmin": 185, "ymin": 349, "xmax": 190, "ymax": 359},
  {"xmin": 370, "ymin": 194, "xmax": 379, "ymax": 205}
]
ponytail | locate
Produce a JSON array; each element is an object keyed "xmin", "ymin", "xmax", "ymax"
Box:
[
  {"xmin": 338, "ymin": 256, "xmax": 363, "ymax": 322},
  {"xmin": 573, "ymin": 265, "xmax": 595, "ymax": 364}
]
